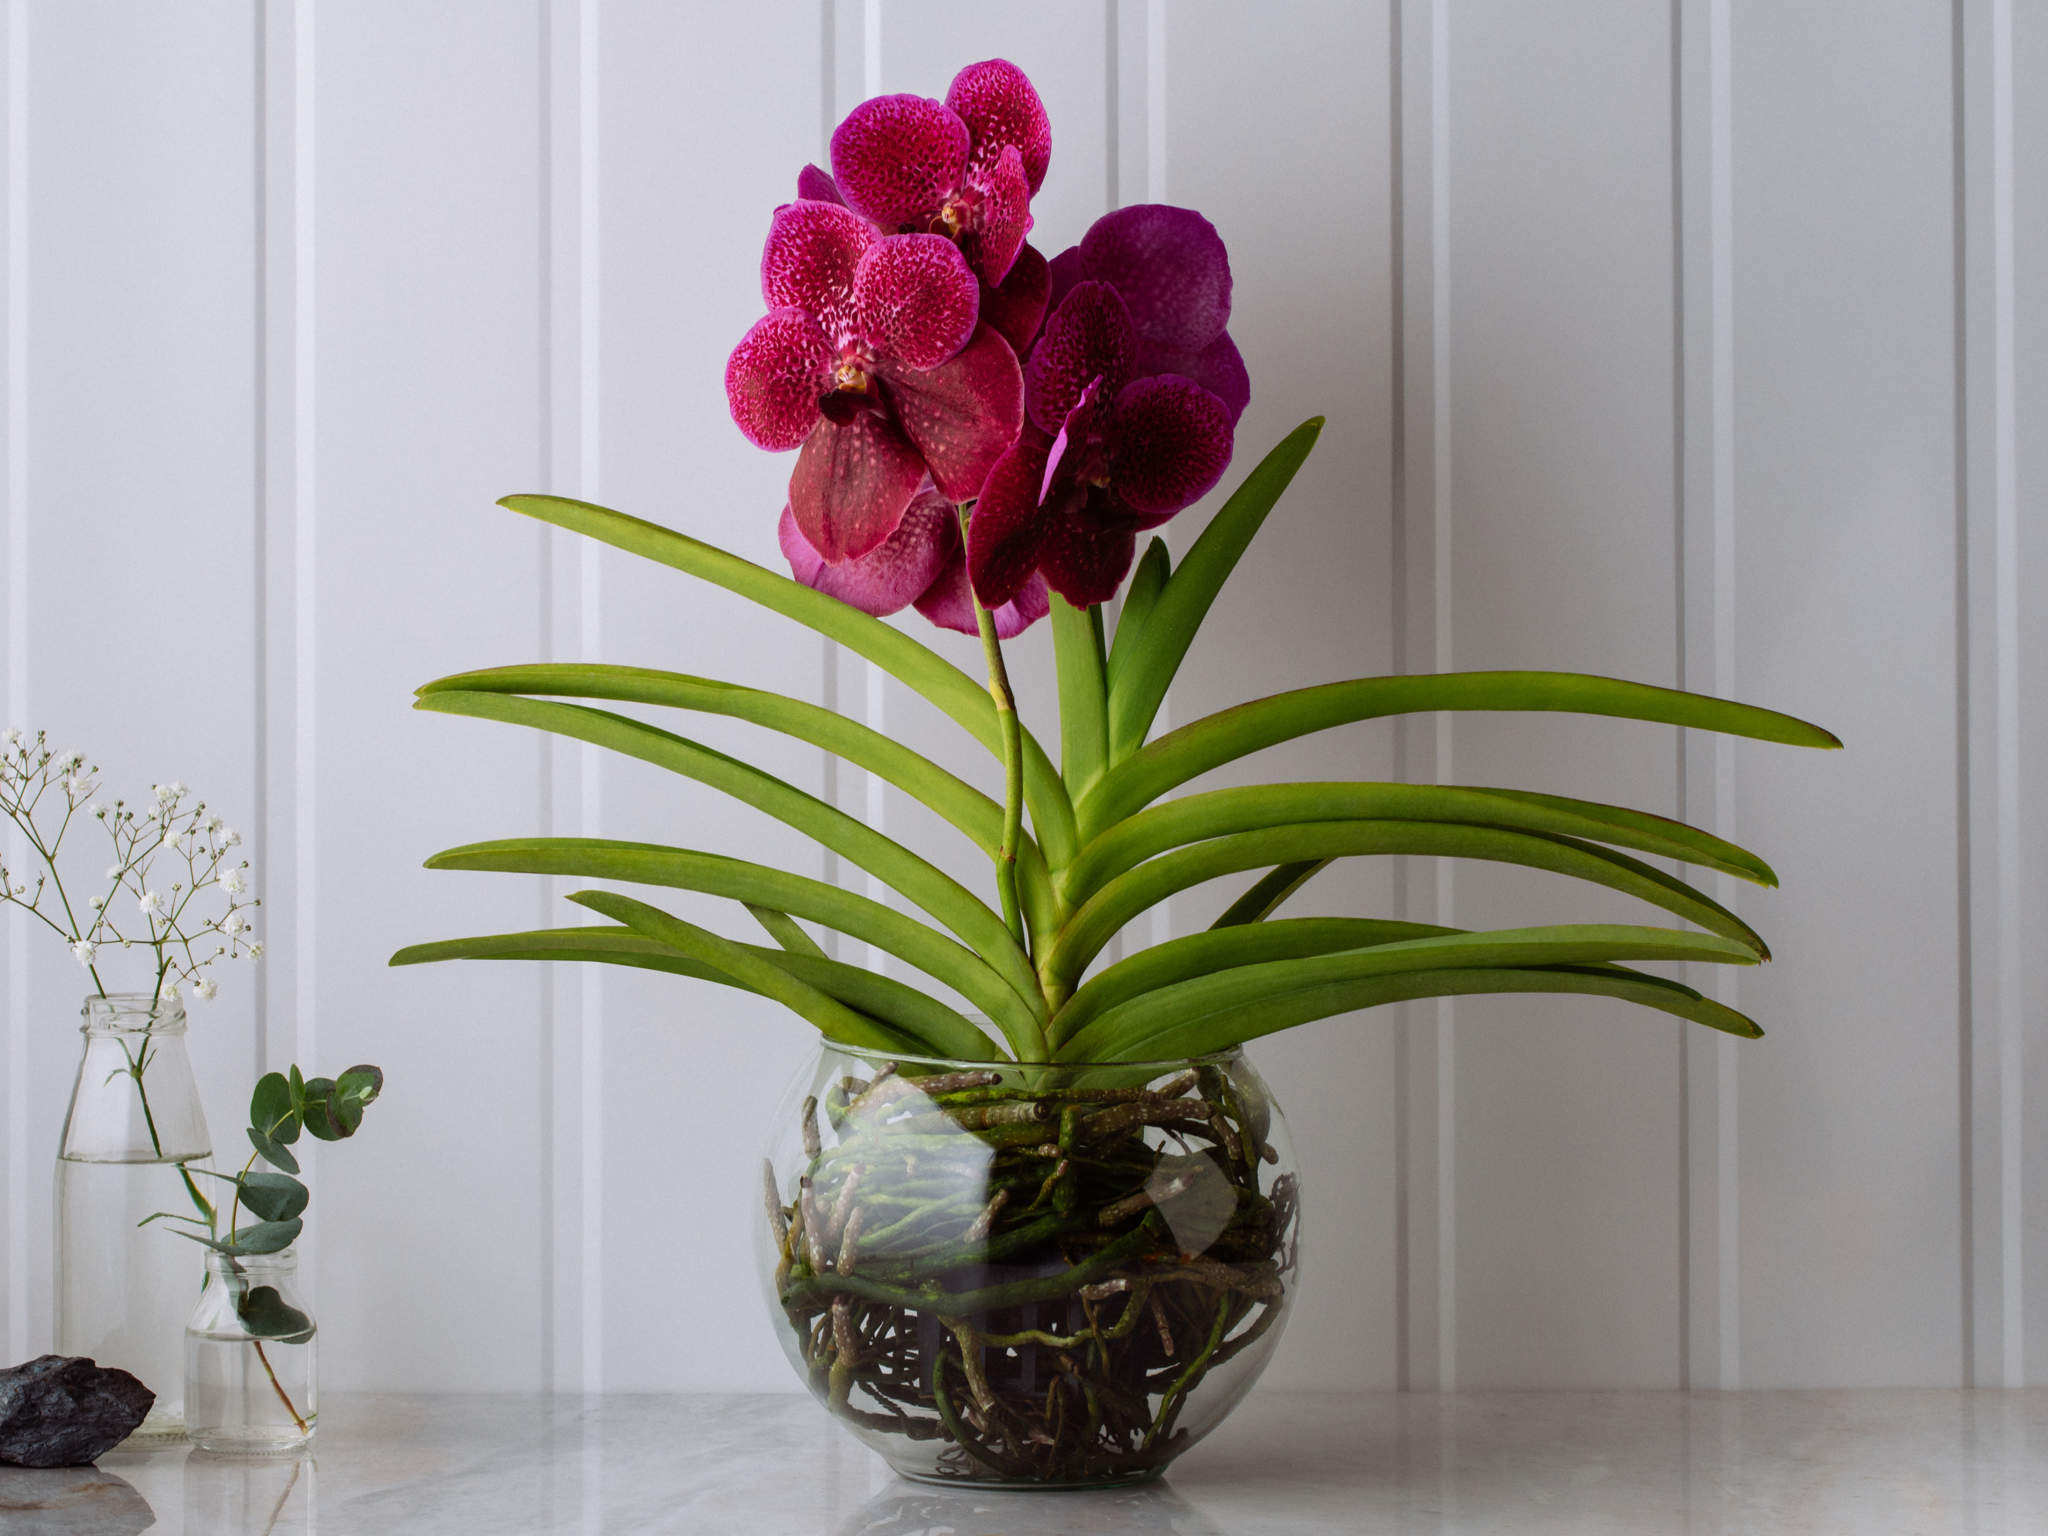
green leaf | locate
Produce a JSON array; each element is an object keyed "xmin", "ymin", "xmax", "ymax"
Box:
[
  {"xmin": 411, "ymin": 837, "xmax": 1043, "ymax": 1047},
  {"xmin": 1059, "ymin": 923, "xmax": 1762, "ymax": 1061},
  {"xmin": 1211, "ymin": 860, "xmax": 1330, "ymax": 927},
  {"xmin": 1061, "ymin": 782, "xmax": 1777, "ymax": 906},
  {"xmin": 1052, "ymin": 916, "xmax": 1456, "ymax": 1048},
  {"xmin": 287, "ymin": 1065, "xmax": 305, "ymax": 1111},
  {"xmin": 247, "ymin": 1127, "xmax": 299, "ymax": 1176},
  {"xmin": 236, "ymin": 1284, "xmax": 315, "ymax": 1345},
  {"xmin": 1105, "ymin": 537, "xmax": 1171, "ymax": 689},
  {"xmin": 1050, "ymin": 596, "xmax": 1109, "ymax": 801},
  {"xmin": 221, "ymin": 1218, "xmax": 302, "ymax": 1256},
  {"xmin": 1087, "ymin": 964, "xmax": 1763, "ymax": 1062},
  {"xmin": 495, "ymin": 495, "xmax": 1077, "ymax": 867},
  {"xmin": 415, "ymin": 663, "xmax": 1057, "ymax": 938},
  {"xmin": 392, "ymin": 925, "xmax": 995, "ymax": 1058},
  {"xmin": 299, "ymin": 1084, "xmax": 341, "ymax": 1142},
  {"xmin": 1042, "ymin": 820, "xmax": 1768, "ymax": 994},
  {"xmin": 250, "ymin": 1072, "xmax": 299, "ymax": 1145},
  {"xmin": 566, "ymin": 891, "xmax": 934, "ymax": 1056},
  {"xmin": 336, "ymin": 1064, "xmax": 384, "ymax": 1106},
  {"xmin": 235, "ymin": 1171, "xmax": 309, "ymax": 1224},
  {"xmin": 1105, "ymin": 419, "xmax": 1325, "ymax": 762},
  {"xmin": 744, "ymin": 904, "xmax": 827, "ymax": 959},
  {"xmin": 1088, "ymin": 670, "xmax": 1843, "ymax": 832},
  {"xmin": 414, "ymin": 692, "xmax": 1039, "ymax": 1006}
]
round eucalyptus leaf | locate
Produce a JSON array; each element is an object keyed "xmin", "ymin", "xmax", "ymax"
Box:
[
  {"xmin": 337, "ymin": 1064, "xmax": 384, "ymax": 1105},
  {"xmin": 250, "ymin": 1072, "xmax": 297, "ymax": 1143},
  {"xmin": 237, "ymin": 1170, "xmax": 310, "ymax": 1223},
  {"xmin": 236, "ymin": 1284, "xmax": 315, "ymax": 1344},
  {"xmin": 332, "ymin": 1094, "xmax": 363, "ymax": 1137},
  {"xmin": 246, "ymin": 1127, "xmax": 300, "ymax": 1176},
  {"xmin": 223, "ymin": 1217, "xmax": 302, "ymax": 1256},
  {"xmin": 299, "ymin": 1093, "xmax": 342, "ymax": 1143}
]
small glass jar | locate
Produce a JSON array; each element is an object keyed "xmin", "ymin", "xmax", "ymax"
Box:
[
  {"xmin": 185, "ymin": 1248, "xmax": 318, "ymax": 1454},
  {"xmin": 760, "ymin": 1044, "xmax": 1301, "ymax": 1488},
  {"xmin": 54, "ymin": 992, "xmax": 213, "ymax": 1443}
]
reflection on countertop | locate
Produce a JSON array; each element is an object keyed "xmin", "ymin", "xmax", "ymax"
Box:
[{"xmin": 0, "ymin": 1388, "xmax": 2043, "ymax": 1534}]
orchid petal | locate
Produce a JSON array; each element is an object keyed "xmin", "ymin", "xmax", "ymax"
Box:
[
  {"xmin": 1025, "ymin": 280, "xmax": 1136, "ymax": 435},
  {"xmin": 946, "ymin": 58, "xmax": 1051, "ymax": 196},
  {"xmin": 1038, "ymin": 507, "xmax": 1138, "ymax": 609},
  {"xmin": 852, "ymin": 233, "xmax": 979, "ymax": 370},
  {"xmin": 1107, "ymin": 375, "xmax": 1235, "ymax": 525},
  {"xmin": 761, "ymin": 201, "xmax": 875, "ymax": 336},
  {"xmin": 968, "ymin": 143, "xmax": 1032, "ymax": 287},
  {"xmin": 726, "ymin": 308, "xmax": 831, "ymax": 451},
  {"xmin": 877, "ymin": 323, "xmax": 1024, "ymax": 503},
  {"xmin": 918, "ymin": 542, "xmax": 1050, "ymax": 638},
  {"xmin": 1046, "ymin": 244, "xmax": 1085, "ymax": 312},
  {"xmin": 1078, "ymin": 204, "xmax": 1232, "ymax": 351},
  {"xmin": 779, "ymin": 492, "xmax": 955, "ymax": 616},
  {"xmin": 980, "ymin": 242, "xmax": 1050, "ymax": 358},
  {"xmin": 830, "ymin": 93, "xmax": 969, "ymax": 230},
  {"xmin": 1043, "ymin": 376, "xmax": 1107, "ymax": 501},
  {"xmin": 787, "ymin": 405, "xmax": 927, "ymax": 564},
  {"xmin": 965, "ymin": 437, "xmax": 1054, "ymax": 608},
  {"xmin": 1137, "ymin": 329, "xmax": 1249, "ymax": 425},
  {"xmin": 796, "ymin": 163, "xmax": 846, "ymax": 205}
]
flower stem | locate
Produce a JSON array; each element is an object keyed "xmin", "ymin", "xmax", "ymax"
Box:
[{"xmin": 966, "ymin": 548, "xmax": 1029, "ymax": 961}]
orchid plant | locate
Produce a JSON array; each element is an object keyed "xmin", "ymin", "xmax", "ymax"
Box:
[
  {"xmin": 393, "ymin": 58, "xmax": 1838, "ymax": 1485},
  {"xmin": 396, "ymin": 57, "xmax": 1838, "ymax": 1067}
]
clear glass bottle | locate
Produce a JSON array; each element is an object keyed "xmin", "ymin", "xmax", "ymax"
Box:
[
  {"xmin": 54, "ymin": 993, "xmax": 213, "ymax": 1444},
  {"xmin": 185, "ymin": 1247, "xmax": 317, "ymax": 1454}
]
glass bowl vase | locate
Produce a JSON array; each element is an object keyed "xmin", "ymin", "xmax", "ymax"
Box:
[{"xmin": 758, "ymin": 1043, "xmax": 1301, "ymax": 1488}]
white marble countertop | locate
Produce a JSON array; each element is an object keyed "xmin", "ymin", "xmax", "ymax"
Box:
[{"xmin": 4, "ymin": 1389, "xmax": 2044, "ymax": 1534}]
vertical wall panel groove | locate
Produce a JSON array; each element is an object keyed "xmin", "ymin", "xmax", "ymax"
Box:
[
  {"xmin": 1678, "ymin": 0, "xmax": 1741, "ymax": 1391},
  {"xmin": 1960, "ymin": 0, "xmax": 2025, "ymax": 1388}
]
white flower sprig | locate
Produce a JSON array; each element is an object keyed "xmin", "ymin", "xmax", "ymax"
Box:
[{"xmin": 0, "ymin": 728, "xmax": 261, "ymax": 1004}]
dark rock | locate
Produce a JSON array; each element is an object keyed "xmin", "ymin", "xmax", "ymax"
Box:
[{"xmin": 0, "ymin": 1356, "xmax": 156, "ymax": 1467}]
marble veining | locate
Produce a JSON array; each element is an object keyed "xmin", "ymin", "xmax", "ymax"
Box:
[{"xmin": 0, "ymin": 1389, "xmax": 2042, "ymax": 1534}]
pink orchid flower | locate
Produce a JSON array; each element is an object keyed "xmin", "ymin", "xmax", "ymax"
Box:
[
  {"xmin": 726, "ymin": 199, "xmax": 1023, "ymax": 565},
  {"xmin": 779, "ymin": 485, "xmax": 1049, "ymax": 638},
  {"xmin": 967, "ymin": 205, "xmax": 1247, "ymax": 609},
  {"xmin": 796, "ymin": 165, "xmax": 1052, "ymax": 362},
  {"xmin": 826, "ymin": 59, "xmax": 1051, "ymax": 288}
]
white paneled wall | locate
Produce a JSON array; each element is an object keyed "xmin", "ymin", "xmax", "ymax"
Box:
[{"xmin": 0, "ymin": 0, "xmax": 2039, "ymax": 1395}]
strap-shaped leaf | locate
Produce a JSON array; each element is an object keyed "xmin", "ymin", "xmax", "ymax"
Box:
[
  {"xmin": 1041, "ymin": 820, "xmax": 1768, "ymax": 994},
  {"xmin": 1062, "ymin": 781, "xmax": 1776, "ymax": 904},
  {"xmin": 745, "ymin": 904, "xmax": 826, "ymax": 958},
  {"xmin": 1051, "ymin": 916, "xmax": 1456, "ymax": 1047},
  {"xmin": 391, "ymin": 925, "xmax": 994, "ymax": 1058},
  {"xmin": 415, "ymin": 691, "xmax": 1042, "ymax": 1011},
  {"xmin": 566, "ymin": 891, "xmax": 921, "ymax": 1054},
  {"xmin": 499, "ymin": 494, "xmax": 1077, "ymax": 867},
  {"xmin": 1059, "ymin": 923, "xmax": 1761, "ymax": 1060},
  {"xmin": 1211, "ymin": 860, "xmax": 1330, "ymax": 927},
  {"xmin": 1105, "ymin": 418, "xmax": 1324, "ymax": 761},
  {"xmin": 1104, "ymin": 536, "xmax": 1171, "ymax": 689},
  {"xmin": 1050, "ymin": 595, "xmax": 1109, "ymax": 801},
  {"xmin": 418, "ymin": 663, "xmax": 1058, "ymax": 938},
  {"xmin": 1086, "ymin": 964, "xmax": 1762, "ymax": 1062},
  {"xmin": 1086, "ymin": 670, "xmax": 1843, "ymax": 834},
  {"xmin": 418, "ymin": 837, "xmax": 1044, "ymax": 1056}
]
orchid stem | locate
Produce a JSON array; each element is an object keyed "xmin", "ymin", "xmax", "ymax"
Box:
[{"xmin": 961, "ymin": 508, "xmax": 1029, "ymax": 967}]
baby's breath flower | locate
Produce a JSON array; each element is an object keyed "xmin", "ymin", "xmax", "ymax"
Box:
[
  {"xmin": 192, "ymin": 978, "xmax": 217, "ymax": 1001},
  {"xmin": 221, "ymin": 869, "xmax": 246, "ymax": 895},
  {"xmin": 222, "ymin": 911, "xmax": 246, "ymax": 938},
  {"xmin": 218, "ymin": 825, "xmax": 240, "ymax": 849},
  {"xmin": 246, "ymin": 940, "xmax": 265, "ymax": 960},
  {"xmin": 70, "ymin": 940, "xmax": 95, "ymax": 967},
  {"xmin": 138, "ymin": 890, "xmax": 164, "ymax": 917}
]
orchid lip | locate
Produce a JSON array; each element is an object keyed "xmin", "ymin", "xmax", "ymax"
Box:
[{"xmin": 833, "ymin": 359, "xmax": 872, "ymax": 394}]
